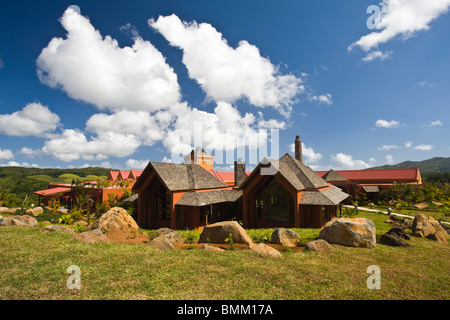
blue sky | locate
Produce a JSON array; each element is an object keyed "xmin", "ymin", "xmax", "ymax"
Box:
[{"xmin": 0, "ymin": 0, "xmax": 449, "ymax": 171}]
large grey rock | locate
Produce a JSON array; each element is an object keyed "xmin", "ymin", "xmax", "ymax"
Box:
[
  {"xmin": 155, "ymin": 228, "xmax": 182, "ymax": 244},
  {"xmin": 72, "ymin": 229, "xmax": 109, "ymax": 244},
  {"xmin": 379, "ymin": 233, "xmax": 412, "ymax": 247},
  {"xmin": 270, "ymin": 228, "xmax": 300, "ymax": 247},
  {"xmin": 319, "ymin": 218, "xmax": 376, "ymax": 248},
  {"xmin": 0, "ymin": 207, "xmax": 20, "ymax": 215},
  {"xmin": 148, "ymin": 235, "xmax": 174, "ymax": 250},
  {"xmin": 385, "ymin": 227, "xmax": 410, "ymax": 240},
  {"xmin": 305, "ymin": 239, "xmax": 334, "ymax": 253},
  {"xmin": 250, "ymin": 243, "xmax": 282, "ymax": 258},
  {"xmin": 97, "ymin": 207, "xmax": 139, "ymax": 233},
  {"xmin": 202, "ymin": 244, "xmax": 225, "ymax": 252},
  {"xmin": 0, "ymin": 215, "xmax": 38, "ymax": 227},
  {"xmin": 198, "ymin": 221, "xmax": 253, "ymax": 245},
  {"xmin": 25, "ymin": 207, "xmax": 43, "ymax": 217},
  {"xmin": 412, "ymin": 214, "xmax": 448, "ymax": 243}
]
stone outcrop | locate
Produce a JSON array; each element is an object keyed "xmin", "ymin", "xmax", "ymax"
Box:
[
  {"xmin": 198, "ymin": 221, "xmax": 253, "ymax": 245},
  {"xmin": 25, "ymin": 207, "xmax": 43, "ymax": 217},
  {"xmin": 154, "ymin": 228, "xmax": 182, "ymax": 244},
  {"xmin": 72, "ymin": 229, "xmax": 109, "ymax": 244},
  {"xmin": 97, "ymin": 207, "xmax": 139, "ymax": 233},
  {"xmin": 148, "ymin": 235, "xmax": 174, "ymax": 250},
  {"xmin": 0, "ymin": 207, "xmax": 20, "ymax": 215},
  {"xmin": 250, "ymin": 243, "xmax": 282, "ymax": 258},
  {"xmin": 305, "ymin": 239, "xmax": 334, "ymax": 253},
  {"xmin": 319, "ymin": 218, "xmax": 376, "ymax": 248},
  {"xmin": 0, "ymin": 215, "xmax": 38, "ymax": 227},
  {"xmin": 270, "ymin": 228, "xmax": 300, "ymax": 247},
  {"xmin": 41, "ymin": 225, "xmax": 75, "ymax": 233},
  {"xmin": 412, "ymin": 214, "xmax": 448, "ymax": 243}
]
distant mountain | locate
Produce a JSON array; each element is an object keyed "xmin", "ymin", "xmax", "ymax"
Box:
[{"xmin": 369, "ymin": 157, "xmax": 450, "ymax": 173}]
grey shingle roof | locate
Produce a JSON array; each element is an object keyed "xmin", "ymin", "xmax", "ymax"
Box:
[
  {"xmin": 321, "ymin": 169, "xmax": 348, "ymax": 182},
  {"xmin": 133, "ymin": 162, "xmax": 227, "ymax": 192},
  {"xmin": 299, "ymin": 187, "xmax": 349, "ymax": 205},
  {"xmin": 175, "ymin": 189, "xmax": 243, "ymax": 206},
  {"xmin": 240, "ymin": 153, "xmax": 329, "ymax": 191}
]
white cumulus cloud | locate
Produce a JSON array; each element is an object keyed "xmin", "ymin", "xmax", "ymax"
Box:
[
  {"xmin": 0, "ymin": 102, "xmax": 60, "ymax": 137},
  {"xmin": 349, "ymin": 0, "xmax": 450, "ymax": 59},
  {"xmin": 0, "ymin": 148, "xmax": 14, "ymax": 161},
  {"xmin": 331, "ymin": 153, "xmax": 374, "ymax": 170},
  {"xmin": 149, "ymin": 14, "xmax": 305, "ymax": 117},
  {"xmin": 375, "ymin": 119, "xmax": 402, "ymax": 128},
  {"xmin": 36, "ymin": 8, "xmax": 181, "ymax": 113},
  {"xmin": 413, "ymin": 144, "xmax": 434, "ymax": 151},
  {"xmin": 42, "ymin": 129, "xmax": 140, "ymax": 162}
]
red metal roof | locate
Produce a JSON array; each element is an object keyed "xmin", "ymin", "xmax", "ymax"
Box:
[
  {"xmin": 130, "ymin": 170, "xmax": 143, "ymax": 179},
  {"xmin": 315, "ymin": 168, "xmax": 419, "ymax": 182},
  {"xmin": 118, "ymin": 170, "xmax": 130, "ymax": 180},
  {"xmin": 34, "ymin": 187, "xmax": 71, "ymax": 196},
  {"xmin": 208, "ymin": 170, "xmax": 251, "ymax": 184},
  {"xmin": 109, "ymin": 171, "xmax": 119, "ymax": 181}
]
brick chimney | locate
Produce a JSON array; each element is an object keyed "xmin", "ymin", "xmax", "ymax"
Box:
[
  {"xmin": 295, "ymin": 135, "xmax": 303, "ymax": 163},
  {"xmin": 234, "ymin": 158, "xmax": 246, "ymax": 187}
]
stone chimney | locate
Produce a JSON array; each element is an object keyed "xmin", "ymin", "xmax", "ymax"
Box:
[
  {"xmin": 234, "ymin": 158, "xmax": 246, "ymax": 187},
  {"xmin": 295, "ymin": 135, "xmax": 303, "ymax": 163}
]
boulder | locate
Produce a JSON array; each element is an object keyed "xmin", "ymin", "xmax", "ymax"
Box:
[
  {"xmin": 73, "ymin": 220, "xmax": 88, "ymax": 227},
  {"xmin": 72, "ymin": 229, "xmax": 109, "ymax": 244},
  {"xmin": 319, "ymin": 218, "xmax": 376, "ymax": 248},
  {"xmin": 155, "ymin": 228, "xmax": 182, "ymax": 244},
  {"xmin": 0, "ymin": 207, "xmax": 20, "ymax": 215},
  {"xmin": 198, "ymin": 221, "xmax": 253, "ymax": 245},
  {"xmin": 0, "ymin": 215, "xmax": 38, "ymax": 227},
  {"xmin": 41, "ymin": 225, "xmax": 75, "ymax": 233},
  {"xmin": 25, "ymin": 207, "xmax": 43, "ymax": 217},
  {"xmin": 202, "ymin": 244, "xmax": 225, "ymax": 252},
  {"xmin": 305, "ymin": 239, "xmax": 334, "ymax": 253},
  {"xmin": 379, "ymin": 233, "xmax": 412, "ymax": 247},
  {"xmin": 440, "ymin": 222, "xmax": 450, "ymax": 235},
  {"xmin": 97, "ymin": 207, "xmax": 139, "ymax": 233},
  {"xmin": 414, "ymin": 203, "xmax": 428, "ymax": 210},
  {"xmin": 270, "ymin": 228, "xmax": 300, "ymax": 247},
  {"xmin": 385, "ymin": 226, "xmax": 410, "ymax": 240},
  {"xmin": 250, "ymin": 243, "xmax": 282, "ymax": 258},
  {"xmin": 412, "ymin": 214, "xmax": 448, "ymax": 243},
  {"xmin": 148, "ymin": 235, "xmax": 174, "ymax": 250}
]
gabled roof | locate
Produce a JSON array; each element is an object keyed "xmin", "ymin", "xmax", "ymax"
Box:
[
  {"xmin": 118, "ymin": 170, "xmax": 130, "ymax": 180},
  {"xmin": 240, "ymin": 153, "xmax": 329, "ymax": 191},
  {"xmin": 130, "ymin": 170, "xmax": 143, "ymax": 180},
  {"xmin": 321, "ymin": 169, "xmax": 348, "ymax": 182},
  {"xmin": 108, "ymin": 171, "xmax": 119, "ymax": 181},
  {"xmin": 299, "ymin": 187, "xmax": 349, "ymax": 205},
  {"xmin": 133, "ymin": 162, "xmax": 227, "ymax": 192},
  {"xmin": 176, "ymin": 189, "xmax": 242, "ymax": 206}
]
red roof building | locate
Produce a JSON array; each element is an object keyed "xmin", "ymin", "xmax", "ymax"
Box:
[{"xmin": 315, "ymin": 168, "xmax": 422, "ymax": 202}]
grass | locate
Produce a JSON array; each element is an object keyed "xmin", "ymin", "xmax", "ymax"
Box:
[{"xmin": 0, "ymin": 211, "xmax": 449, "ymax": 300}]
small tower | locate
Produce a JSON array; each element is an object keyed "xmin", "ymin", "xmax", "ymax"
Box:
[{"xmin": 183, "ymin": 147, "xmax": 214, "ymax": 170}]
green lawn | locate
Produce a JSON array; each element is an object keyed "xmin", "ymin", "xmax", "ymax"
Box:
[{"xmin": 0, "ymin": 211, "xmax": 449, "ymax": 300}]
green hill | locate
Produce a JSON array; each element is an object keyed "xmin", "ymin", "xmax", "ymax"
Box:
[{"xmin": 370, "ymin": 157, "xmax": 450, "ymax": 173}]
